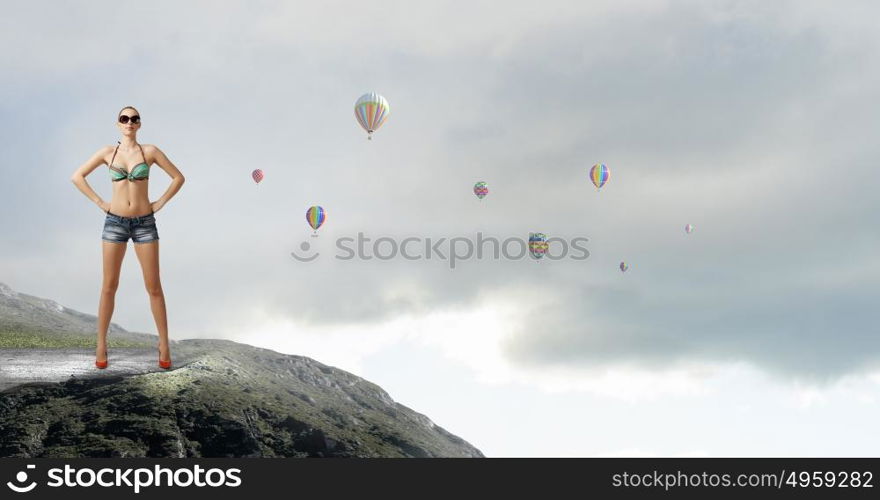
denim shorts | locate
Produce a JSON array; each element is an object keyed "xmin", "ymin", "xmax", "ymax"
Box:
[{"xmin": 102, "ymin": 211, "xmax": 159, "ymax": 244}]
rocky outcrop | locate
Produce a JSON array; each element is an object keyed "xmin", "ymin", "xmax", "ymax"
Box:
[
  {"xmin": 0, "ymin": 339, "xmax": 483, "ymax": 458},
  {"xmin": 0, "ymin": 282, "xmax": 129, "ymax": 336},
  {"xmin": 0, "ymin": 283, "xmax": 483, "ymax": 458}
]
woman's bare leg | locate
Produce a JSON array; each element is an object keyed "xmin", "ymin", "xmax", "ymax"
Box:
[
  {"xmin": 133, "ymin": 240, "xmax": 170, "ymax": 363},
  {"xmin": 98, "ymin": 241, "xmax": 127, "ymax": 362}
]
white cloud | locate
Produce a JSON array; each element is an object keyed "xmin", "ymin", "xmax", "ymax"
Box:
[{"xmin": 234, "ymin": 294, "xmax": 740, "ymax": 402}]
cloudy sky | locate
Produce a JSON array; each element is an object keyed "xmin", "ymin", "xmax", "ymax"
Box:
[{"xmin": 2, "ymin": 0, "xmax": 880, "ymax": 456}]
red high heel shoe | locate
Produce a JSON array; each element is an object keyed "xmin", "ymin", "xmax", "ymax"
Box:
[
  {"xmin": 158, "ymin": 345, "xmax": 172, "ymax": 369},
  {"xmin": 96, "ymin": 347, "xmax": 108, "ymax": 369}
]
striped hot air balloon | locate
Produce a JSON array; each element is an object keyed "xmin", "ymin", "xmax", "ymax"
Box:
[
  {"xmin": 252, "ymin": 169, "xmax": 264, "ymax": 184},
  {"xmin": 474, "ymin": 181, "xmax": 489, "ymax": 200},
  {"xmin": 590, "ymin": 163, "xmax": 609, "ymax": 191},
  {"xmin": 685, "ymin": 224, "xmax": 695, "ymax": 234},
  {"xmin": 354, "ymin": 92, "xmax": 390, "ymax": 140},
  {"xmin": 306, "ymin": 206, "xmax": 326, "ymax": 236},
  {"xmin": 619, "ymin": 261, "xmax": 629, "ymax": 272},
  {"xmin": 529, "ymin": 233, "xmax": 549, "ymax": 260}
]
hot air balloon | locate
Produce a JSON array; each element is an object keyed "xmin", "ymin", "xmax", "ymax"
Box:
[
  {"xmin": 590, "ymin": 163, "xmax": 609, "ymax": 191},
  {"xmin": 306, "ymin": 206, "xmax": 326, "ymax": 236},
  {"xmin": 355, "ymin": 92, "xmax": 390, "ymax": 140},
  {"xmin": 619, "ymin": 261, "xmax": 628, "ymax": 272},
  {"xmin": 529, "ymin": 233, "xmax": 548, "ymax": 260},
  {"xmin": 474, "ymin": 181, "xmax": 489, "ymax": 200},
  {"xmin": 252, "ymin": 169, "xmax": 264, "ymax": 184},
  {"xmin": 685, "ymin": 224, "xmax": 695, "ymax": 234}
]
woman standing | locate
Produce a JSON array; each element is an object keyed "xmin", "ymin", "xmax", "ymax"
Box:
[{"xmin": 70, "ymin": 106, "xmax": 185, "ymax": 370}]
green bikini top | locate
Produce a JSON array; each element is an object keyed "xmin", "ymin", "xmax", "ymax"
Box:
[{"xmin": 108, "ymin": 142, "xmax": 150, "ymax": 182}]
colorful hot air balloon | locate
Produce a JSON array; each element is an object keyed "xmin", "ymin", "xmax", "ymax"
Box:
[
  {"xmin": 619, "ymin": 261, "xmax": 628, "ymax": 272},
  {"xmin": 590, "ymin": 163, "xmax": 609, "ymax": 191},
  {"xmin": 252, "ymin": 169, "xmax": 264, "ymax": 184},
  {"xmin": 474, "ymin": 181, "xmax": 489, "ymax": 200},
  {"xmin": 306, "ymin": 206, "xmax": 326, "ymax": 236},
  {"xmin": 685, "ymin": 224, "xmax": 695, "ymax": 234},
  {"xmin": 354, "ymin": 92, "xmax": 390, "ymax": 140},
  {"xmin": 528, "ymin": 233, "xmax": 548, "ymax": 260}
]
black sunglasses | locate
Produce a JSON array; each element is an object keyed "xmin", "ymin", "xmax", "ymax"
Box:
[{"xmin": 118, "ymin": 114, "xmax": 141, "ymax": 124}]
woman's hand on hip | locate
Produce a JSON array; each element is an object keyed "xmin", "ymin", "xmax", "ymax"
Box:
[
  {"xmin": 99, "ymin": 200, "xmax": 110, "ymax": 213},
  {"xmin": 150, "ymin": 200, "xmax": 166, "ymax": 213}
]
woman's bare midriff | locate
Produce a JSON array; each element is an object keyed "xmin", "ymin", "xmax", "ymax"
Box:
[{"xmin": 108, "ymin": 181, "xmax": 152, "ymax": 217}]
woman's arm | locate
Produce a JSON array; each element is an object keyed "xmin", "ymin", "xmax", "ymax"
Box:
[
  {"xmin": 70, "ymin": 146, "xmax": 113, "ymax": 212},
  {"xmin": 147, "ymin": 145, "xmax": 185, "ymax": 213}
]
